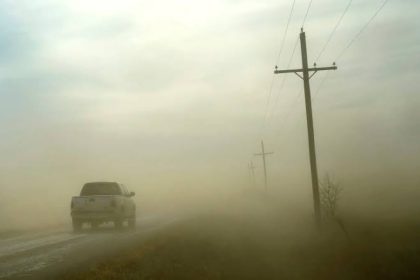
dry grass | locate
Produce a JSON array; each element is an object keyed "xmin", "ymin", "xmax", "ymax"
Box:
[{"xmin": 64, "ymin": 199, "xmax": 420, "ymax": 280}]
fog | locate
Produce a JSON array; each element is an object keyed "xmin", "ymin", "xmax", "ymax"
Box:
[{"xmin": 0, "ymin": 0, "xmax": 419, "ymax": 233}]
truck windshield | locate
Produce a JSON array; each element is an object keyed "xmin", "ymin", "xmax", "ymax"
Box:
[{"xmin": 80, "ymin": 182, "xmax": 121, "ymax": 196}]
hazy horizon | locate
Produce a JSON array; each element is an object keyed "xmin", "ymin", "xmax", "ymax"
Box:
[{"xmin": 0, "ymin": 0, "xmax": 419, "ymax": 229}]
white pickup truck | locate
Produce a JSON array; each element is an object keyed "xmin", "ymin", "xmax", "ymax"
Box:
[{"xmin": 70, "ymin": 182, "xmax": 136, "ymax": 231}]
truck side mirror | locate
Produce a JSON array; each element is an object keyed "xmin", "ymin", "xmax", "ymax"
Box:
[{"xmin": 130, "ymin": 191, "xmax": 135, "ymax": 197}]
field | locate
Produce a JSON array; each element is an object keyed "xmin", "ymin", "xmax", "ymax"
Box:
[{"xmin": 64, "ymin": 197, "xmax": 420, "ymax": 280}]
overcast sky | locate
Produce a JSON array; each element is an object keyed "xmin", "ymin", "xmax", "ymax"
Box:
[{"xmin": 0, "ymin": 0, "xmax": 419, "ymax": 227}]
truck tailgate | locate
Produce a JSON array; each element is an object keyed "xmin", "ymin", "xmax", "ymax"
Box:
[{"xmin": 72, "ymin": 196, "xmax": 115, "ymax": 212}]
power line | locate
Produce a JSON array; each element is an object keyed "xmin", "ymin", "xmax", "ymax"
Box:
[
  {"xmin": 275, "ymin": 71, "xmax": 330, "ymax": 142},
  {"xmin": 313, "ymin": 71, "xmax": 332, "ymax": 100},
  {"xmin": 335, "ymin": 0, "xmax": 390, "ymax": 61},
  {"xmin": 270, "ymin": 0, "xmax": 315, "ymax": 119},
  {"xmin": 270, "ymin": 0, "xmax": 351, "ymax": 128},
  {"xmin": 262, "ymin": 0, "xmax": 317, "ymax": 136},
  {"xmin": 263, "ymin": 35, "xmax": 300, "ymax": 127},
  {"xmin": 274, "ymin": 48, "xmax": 332, "ymax": 134},
  {"xmin": 301, "ymin": 0, "xmax": 314, "ymax": 28},
  {"xmin": 264, "ymin": 76, "xmax": 276, "ymax": 119},
  {"xmin": 310, "ymin": 0, "xmax": 390, "ymax": 107},
  {"xmin": 262, "ymin": 0, "xmax": 297, "ymax": 127},
  {"xmin": 293, "ymin": 0, "xmax": 389, "ymax": 129},
  {"xmin": 266, "ymin": 0, "xmax": 316, "ymax": 126},
  {"xmin": 275, "ymin": 0, "xmax": 297, "ymax": 65},
  {"xmin": 269, "ymin": 36, "xmax": 299, "ymax": 119},
  {"xmin": 315, "ymin": 0, "xmax": 353, "ymax": 62},
  {"xmin": 269, "ymin": 0, "xmax": 389, "ymax": 130}
]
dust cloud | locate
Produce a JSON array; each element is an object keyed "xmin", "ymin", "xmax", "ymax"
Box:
[{"xmin": 0, "ymin": 0, "xmax": 419, "ymax": 251}]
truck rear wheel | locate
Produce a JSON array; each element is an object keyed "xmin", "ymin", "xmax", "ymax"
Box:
[{"xmin": 72, "ymin": 218, "xmax": 82, "ymax": 232}]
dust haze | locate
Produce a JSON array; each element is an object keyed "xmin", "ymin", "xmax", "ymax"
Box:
[{"xmin": 0, "ymin": 0, "xmax": 419, "ymax": 254}]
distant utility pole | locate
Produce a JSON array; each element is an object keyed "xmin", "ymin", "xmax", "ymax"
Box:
[
  {"xmin": 254, "ymin": 140, "xmax": 273, "ymax": 191},
  {"xmin": 248, "ymin": 161, "xmax": 256, "ymax": 187},
  {"xmin": 274, "ymin": 29, "xmax": 337, "ymax": 226}
]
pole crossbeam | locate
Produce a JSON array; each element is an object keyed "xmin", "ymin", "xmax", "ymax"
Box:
[
  {"xmin": 274, "ymin": 65, "xmax": 337, "ymax": 74},
  {"xmin": 254, "ymin": 140, "xmax": 273, "ymax": 191},
  {"xmin": 274, "ymin": 29, "xmax": 338, "ymax": 227}
]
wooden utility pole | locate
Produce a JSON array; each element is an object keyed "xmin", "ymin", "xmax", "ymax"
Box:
[
  {"xmin": 254, "ymin": 140, "xmax": 273, "ymax": 191},
  {"xmin": 248, "ymin": 161, "xmax": 256, "ymax": 187},
  {"xmin": 274, "ymin": 29, "xmax": 337, "ymax": 226}
]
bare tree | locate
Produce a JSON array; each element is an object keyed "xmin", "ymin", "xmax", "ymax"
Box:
[
  {"xmin": 320, "ymin": 173, "xmax": 350, "ymax": 241},
  {"xmin": 320, "ymin": 174, "xmax": 341, "ymax": 218}
]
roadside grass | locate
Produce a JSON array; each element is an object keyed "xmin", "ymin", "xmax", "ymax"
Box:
[{"xmin": 63, "ymin": 199, "xmax": 420, "ymax": 280}]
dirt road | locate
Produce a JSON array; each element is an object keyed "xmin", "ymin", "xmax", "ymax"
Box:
[{"xmin": 0, "ymin": 215, "xmax": 176, "ymax": 280}]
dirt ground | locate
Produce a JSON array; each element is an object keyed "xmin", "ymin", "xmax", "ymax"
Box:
[{"xmin": 63, "ymin": 196, "xmax": 420, "ymax": 280}]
